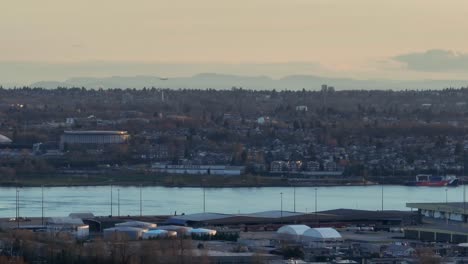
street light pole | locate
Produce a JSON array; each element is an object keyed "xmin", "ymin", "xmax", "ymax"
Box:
[
  {"xmin": 445, "ymin": 187, "xmax": 448, "ymax": 204},
  {"xmin": 464, "ymin": 179, "xmax": 466, "ymax": 217},
  {"xmin": 203, "ymin": 187, "xmax": 206, "ymax": 213},
  {"xmin": 41, "ymin": 185, "xmax": 44, "ymax": 226},
  {"xmin": 16, "ymin": 188, "xmax": 19, "ymax": 228},
  {"xmin": 314, "ymin": 188, "xmax": 318, "ymax": 213},
  {"xmin": 315, "ymin": 187, "xmax": 318, "ymax": 225},
  {"xmin": 139, "ymin": 184, "xmax": 142, "ymax": 217},
  {"xmin": 118, "ymin": 188, "xmax": 120, "ymax": 217},
  {"xmin": 446, "ymin": 187, "xmax": 449, "ymax": 225},
  {"xmin": 280, "ymin": 192, "xmax": 283, "ymax": 218},
  {"xmin": 110, "ymin": 184, "xmax": 113, "ymax": 217},
  {"xmin": 293, "ymin": 187, "xmax": 296, "ymax": 213},
  {"xmin": 380, "ymin": 176, "xmax": 383, "ymax": 212}
]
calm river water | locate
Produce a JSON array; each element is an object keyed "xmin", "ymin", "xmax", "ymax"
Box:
[{"xmin": 0, "ymin": 185, "xmax": 463, "ymax": 218}]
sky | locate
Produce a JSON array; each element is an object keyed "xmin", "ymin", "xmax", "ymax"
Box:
[{"xmin": 2, "ymin": 0, "xmax": 468, "ymax": 85}]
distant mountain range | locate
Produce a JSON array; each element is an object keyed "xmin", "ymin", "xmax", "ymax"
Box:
[{"xmin": 28, "ymin": 73, "xmax": 468, "ymax": 90}]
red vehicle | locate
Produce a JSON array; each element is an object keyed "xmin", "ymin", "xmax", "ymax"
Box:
[{"xmin": 406, "ymin": 174, "xmax": 458, "ymax": 187}]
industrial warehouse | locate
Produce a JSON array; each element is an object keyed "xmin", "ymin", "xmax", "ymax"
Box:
[
  {"xmin": 60, "ymin": 130, "xmax": 129, "ymax": 149},
  {"xmin": 1, "ymin": 208, "xmax": 424, "ymax": 263}
]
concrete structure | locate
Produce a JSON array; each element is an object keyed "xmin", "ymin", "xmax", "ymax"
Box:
[
  {"xmin": 60, "ymin": 130, "xmax": 129, "ymax": 149},
  {"xmin": 407, "ymin": 202, "xmax": 468, "ymax": 222},
  {"xmin": 151, "ymin": 164, "xmax": 245, "ymax": 176},
  {"xmin": 405, "ymin": 202, "xmax": 468, "ymax": 243}
]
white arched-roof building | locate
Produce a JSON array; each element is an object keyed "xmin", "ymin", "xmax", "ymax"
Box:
[
  {"xmin": 276, "ymin": 225, "xmax": 311, "ymax": 241},
  {"xmin": 302, "ymin": 228, "xmax": 342, "ymax": 247},
  {"xmin": 0, "ymin": 134, "xmax": 12, "ymax": 144}
]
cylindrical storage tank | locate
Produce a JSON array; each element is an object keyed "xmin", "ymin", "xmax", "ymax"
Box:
[
  {"xmin": 189, "ymin": 228, "xmax": 217, "ymax": 236},
  {"xmin": 142, "ymin": 229, "xmax": 169, "ymax": 239},
  {"xmin": 157, "ymin": 225, "xmax": 192, "ymax": 235},
  {"xmin": 115, "ymin": 221, "xmax": 157, "ymax": 229},
  {"xmin": 103, "ymin": 227, "xmax": 146, "ymax": 240}
]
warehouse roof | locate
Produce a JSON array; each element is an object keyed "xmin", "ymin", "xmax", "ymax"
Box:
[
  {"xmin": 63, "ymin": 130, "xmax": 128, "ymax": 135},
  {"xmin": 243, "ymin": 210, "xmax": 305, "ymax": 218}
]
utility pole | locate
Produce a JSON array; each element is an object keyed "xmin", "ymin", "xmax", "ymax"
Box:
[
  {"xmin": 280, "ymin": 192, "xmax": 283, "ymax": 218},
  {"xmin": 445, "ymin": 187, "xmax": 448, "ymax": 204},
  {"xmin": 203, "ymin": 187, "xmax": 206, "ymax": 213},
  {"xmin": 16, "ymin": 187, "xmax": 19, "ymax": 228},
  {"xmin": 446, "ymin": 187, "xmax": 449, "ymax": 225},
  {"xmin": 110, "ymin": 184, "xmax": 113, "ymax": 217},
  {"xmin": 293, "ymin": 187, "xmax": 296, "ymax": 213},
  {"xmin": 202, "ymin": 178, "xmax": 206, "ymax": 213},
  {"xmin": 41, "ymin": 185, "xmax": 44, "ymax": 226},
  {"xmin": 118, "ymin": 188, "xmax": 120, "ymax": 217},
  {"xmin": 315, "ymin": 187, "xmax": 318, "ymax": 225},
  {"xmin": 464, "ymin": 153, "xmax": 466, "ymax": 219},
  {"xmin": 464, "ymin": 178, "xmax": 466, "ymax": 219},
  {"xmin": 140, "ymin": 184, "xmax": 143, "ymax": 217},
  {"xmin": 381, "ymin": 174, "xmax": 384, "ymax": 211}
]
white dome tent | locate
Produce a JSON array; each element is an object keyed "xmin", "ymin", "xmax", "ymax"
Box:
[
  {"xmin": 276, "ymin": 225, "xmax": 311, "ymax": 241},
  {"xmin": 302, "ymin": 227, "xmax": 342, "ymax": 247},
  {"xmin": 0, "ymin": 134, "xmax": 12, "ymax": 144}
]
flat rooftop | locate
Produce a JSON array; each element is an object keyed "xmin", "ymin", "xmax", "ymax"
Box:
[
  {"xmin": 63, "ymin": 130, "xmax": 128, "ymax": 135},
  {"xmin": 407, "ymin": 202, "xmax": 468, "ymax": 214}
]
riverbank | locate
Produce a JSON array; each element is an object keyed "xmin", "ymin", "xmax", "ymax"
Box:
[{"xmin": 0, "ymin": 172, "xmax": 374, "ymax": 188}]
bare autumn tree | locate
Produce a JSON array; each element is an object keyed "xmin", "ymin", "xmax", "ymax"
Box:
[
  {"xmin": 86, "ymin": 237, "xmax": 108, "ymax": 263},
  {"xmin": 417, "ymin": 247, "xmax": 441, "ymax": 264},
  {"xmin": 0, "ymin": 256, "xmax": 27, "ymax": 264},
  {"xmin": 107, "ymin": 233, "xmax": 139, "ymax": 264}
]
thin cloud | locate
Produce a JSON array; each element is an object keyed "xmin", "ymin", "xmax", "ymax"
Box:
[{"xmin": 393, "ymin": 49, "xmax": 468, "ymax": 72}]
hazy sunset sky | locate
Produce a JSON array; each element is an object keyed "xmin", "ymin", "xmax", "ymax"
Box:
[{"xmin": 2, "ymin": 0, "xmax": 468, "ymax": 84}]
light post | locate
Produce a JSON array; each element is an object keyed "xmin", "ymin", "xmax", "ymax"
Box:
[
  {"xmin": 110, "ymin": 183, "xmax": 113, "ymax": 217},
  {"xmin": 293, "ymin": 187, "xmax": 296, "ymax": 213},
  {"xmin": 202, "ymin": 179, "xmax": 206, "ymax": 213},
  {"xmin": 118, "ymin": 188, "xmax": 120, "ymax": 217},
  {"xmin": 381, "ymin": 173, "xmax": 385, "ymax": 211},
  {"xmin": 445, "ymin": 187, "xmax": 448, "ymax": 204},
  {"xmin": 314, "ymin": 188, "xmax": 318, "ymax": 213},
  {"xmin": 16, "ymin": 188, "xmax": 19, "ymax": 228},
  {"xmin": 446, "ymin": 187, "xmax": 449, "ymax": 225},
  {"xmin": 315, "ymin": 187, "xmax": 318, "ymax": 225},
  {"xmin": 139, "ymin": 184, "xmax": 143, "ymax": 217},
  {"xmin": 280, "ymin": 192, "xmax": 283, "ymax": 218},
  {"xmin": 461, "ymin": 150, "xmax": 466, "ymax": 219},
  {"xmin": 464, "ymin": 178, "xmax": 466, "ymax": 217},
  {"xmin": 41, "ymin": 185, "xmax": 44, "ymax": 226}
]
